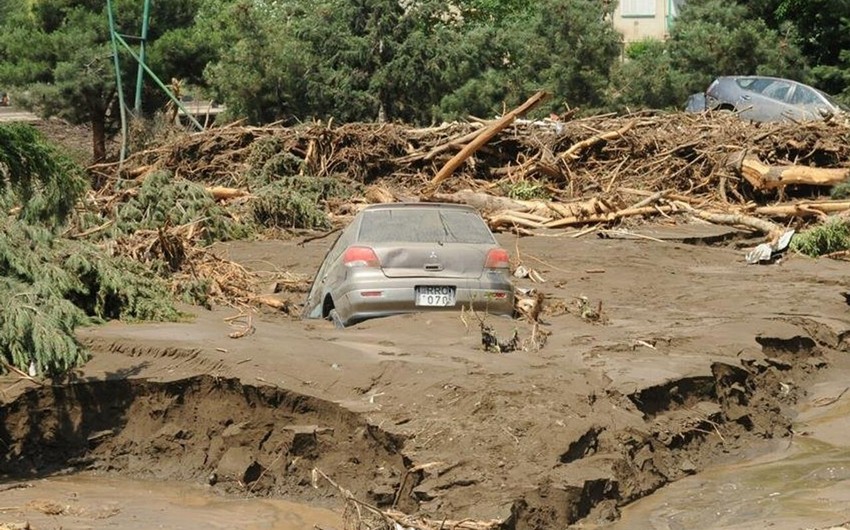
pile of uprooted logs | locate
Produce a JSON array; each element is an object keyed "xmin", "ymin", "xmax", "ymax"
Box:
[{"xmin": 94, "ymin": 91, "xmax": 850, "ymax": 240}]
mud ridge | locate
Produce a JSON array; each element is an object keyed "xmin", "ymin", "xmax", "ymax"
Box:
[
  {"xmin": 0, "ymin": 375, "xmax": 413, "ymax": 510},
  {"xmin": 81, "ymin": 338, "xmax": 229, "ymax": 374}
]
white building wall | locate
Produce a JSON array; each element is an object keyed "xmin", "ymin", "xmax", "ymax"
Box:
[{"xmin": 612, "ymin": 0, "xmax": 673, "ymax": 44}]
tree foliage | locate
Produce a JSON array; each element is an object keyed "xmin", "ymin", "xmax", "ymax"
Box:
[
  {"xmin": 0, "ymin": 124, "xmax": 87, "ymax": 224},
  {"xmin": 3, "ymin": 0, "xmax": 849, "ymax": 149},
  {"xmin": 203, "ymin": 0, "xmax": 621, "ymax": 124},
  {"xmin": 1, "ymin": 124, "xmax": 180, "ymax": 375},
  {"xmin": 0, "ymin": 0, "xmax": 206, "ymax": 161}
]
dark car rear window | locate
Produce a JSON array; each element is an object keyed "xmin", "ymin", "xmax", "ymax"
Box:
[{"xmin": 358, "ymin": 208, "xmax": 495, "ymax": 244}]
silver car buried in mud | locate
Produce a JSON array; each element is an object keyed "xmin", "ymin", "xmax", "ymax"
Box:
[{"xmin": 302, "ymin": 203, "xmax": 515, "ymax": 328}]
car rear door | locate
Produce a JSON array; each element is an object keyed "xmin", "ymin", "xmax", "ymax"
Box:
[{"xmin": 744, "ymin": 79, "xmax": 799, "ymax": 122}]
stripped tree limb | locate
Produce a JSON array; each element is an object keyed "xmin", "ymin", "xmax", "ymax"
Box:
[
  {"xmin": 206, "ymin": 186, "xmax": 249, "ymax": 201},
  {"xmin": 425, "ymin": 91, "xmax": 549, "ymax": 196},
  {"xmin": 673, "ymin": 201, "xmax": 782, "ymax": 237},
  {"xmin": 560, "ymin": 120, "xmax": 635, "ymax": 161},
  {"xmin": 544, "ymin": 204, "xmax": 679, "ymax": 228},
  {"xmin": 751, "ymin": 200, "xmax": 850, "ymax": 218}
]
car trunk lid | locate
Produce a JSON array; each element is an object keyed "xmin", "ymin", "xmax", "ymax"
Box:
[{"xmin": 372, "ymin": 243, "xmax": 488, "ymax": 279}]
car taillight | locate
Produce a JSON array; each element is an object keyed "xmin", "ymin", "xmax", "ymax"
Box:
[
  {"xmin": 485, "ymin": 248, "xmax": 510, "ymax": 269},
  {"xmin": 343, "ymin": 246, "xmax": 380, "ymax": 268}
]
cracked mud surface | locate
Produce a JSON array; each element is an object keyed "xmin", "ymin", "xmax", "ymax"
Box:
[{"xmin": 2, "ymin": 230, "xmax": 849, "ymax": 528}]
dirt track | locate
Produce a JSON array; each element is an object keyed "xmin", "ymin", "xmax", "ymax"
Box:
[{"xmin": 2, "ymin": 229, "xmax": 850, "ymax": 528}]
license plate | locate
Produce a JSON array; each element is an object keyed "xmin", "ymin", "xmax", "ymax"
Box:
[{"xmin": 415, "ymin": 286, "xmax": 456, "ymax": 307}]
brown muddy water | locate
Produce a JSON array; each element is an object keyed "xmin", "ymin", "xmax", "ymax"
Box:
[
  {"xmin": 610, "ymin": 438, "xmax": 850, "ymax": 530},
  {"xmin": 610, "ymin": 380, "xmax": 850, "ymax": 530},
  {"xmin": 0, "ymin": 473, "xmax": 342, "ymax": 530}
]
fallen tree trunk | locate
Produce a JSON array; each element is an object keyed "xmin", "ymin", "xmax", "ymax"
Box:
[
  {"xmin": 488, "ymin": 212, "xmax": 546, "ymax": 230},
  {"xmin": 730, "ymin": 153, "xmax": 849, "ymax": 190},
  {"xmin": 544, "ymin": 204, "xmax": 678, "ymax": 228},
  {"xmin": 430, "ymin": 189, "xmax": 559, "ymax": 218},
  {"xmin": 431, "ymin": 190, "xmax": 613, "ymax": 221},
  {"xmin": 687, "ymin": 209, "xmax": 782, "ymax": 236}
]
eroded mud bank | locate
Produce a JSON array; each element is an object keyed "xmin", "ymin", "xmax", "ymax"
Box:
[{"xmin": 2, "ymin": 326, "xmax": 842, "ymax": 529}]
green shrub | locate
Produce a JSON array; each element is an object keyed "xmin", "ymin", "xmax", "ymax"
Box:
[
  {"xmin": 501, "ymin": 179, "xmax": 550, "ymax": 200},
  {"xmin": 1, "ymin": 218, "xmax": 180, "ymax": 375},
  {"xmin": 111, "ymin": 170, "xmax": 251, "ymax": 243},
  {"xmin": 0, "ymin": 123, "xmax": 87, "ymax": 224},
  {"xmin": 251, "ymin": 180, "xmax": 331, "ymax": 229},
  {"xmin": 790, "ymin": 217, "xmax": 850, "ymax": 257}
]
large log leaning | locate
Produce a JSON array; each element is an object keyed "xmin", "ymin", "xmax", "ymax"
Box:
[{"xmin": 425, "ymin": 91, "xmax": 549, "ymax": 195}]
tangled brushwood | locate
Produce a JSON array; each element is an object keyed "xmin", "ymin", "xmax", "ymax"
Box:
[{"xmin": 4, "ymin": 107, "xmax": 850, "ymax": 374}]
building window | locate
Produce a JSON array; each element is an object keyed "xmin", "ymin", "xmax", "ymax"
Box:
[{"xmin": 621, "ymin": 0, "xmax": 656, "ymax": 17}]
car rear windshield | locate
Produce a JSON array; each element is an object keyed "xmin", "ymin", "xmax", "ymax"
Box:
[{"xmin": 358, "ymin": 208, "xmax": 495, "ymax": 244}]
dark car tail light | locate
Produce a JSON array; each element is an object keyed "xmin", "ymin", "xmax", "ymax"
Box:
[
  {"xmin": 343, "ymin": 246, "xmax": 380, "ymax": 268},
  {"xmin": 485, "ymin": 248, "xmax": 510, "ymax": 269}
]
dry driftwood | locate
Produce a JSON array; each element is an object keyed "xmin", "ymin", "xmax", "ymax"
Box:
[
  {"xmin": 431, "ymin": 190, "xmax": 619, "ymax": 231},
  {"xmin": 682, "ymin": 206, "xmax": 782, "ymax": 236},
  {"xmin": 751, "ymin": 200, "xmax": 850, "ymax": 218},
  {"xmin": 364, "ymin": 184, "xmax": 395, "ymax": 203},
  {"xmin": 561, "ymin": 120, "xmax": 636, "ymax": 161},
  {"xmin": 431, "ymin": 190, "xmax": 546, "ymax": 215},
  {"xmin": 544, "ymin": 204, "xmax": 678, "ymax": 228}
]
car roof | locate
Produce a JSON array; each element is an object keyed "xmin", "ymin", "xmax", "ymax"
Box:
[
  {"xmin": 361, "ymin": 202, "xmax": 477, "ymax": 212},
  {"xmin": 718, "ymin": 75, "xmax": 804, "ymax": 86}
]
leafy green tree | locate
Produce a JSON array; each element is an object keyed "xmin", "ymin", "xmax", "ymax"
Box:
[
  {"xmin": 609, "ymin": 39, "xmax": 691, "ymax": 111},
  {"xmin": 0, "ymin": 0, "xmax": 206, "ymax": 162},
  {"xmin": 455, "ymin": 0, "xmax": 532, "ymax": 24},
  {"xmin": 669, "ymin": 0, "xmax": 806, "ymax": 88},
  {"xmin": 505, "ymin": 0, "xmax": 621, "ymax": 114},
  {"xmin": 203, "ymin": 1, "xmax": 312, "ymax": 123},
  {"xmin": 205, "ymin": 0, "xmax": 493, "ymax": 124},
  {"xmin": 746, "ymin": 0, "xmax": 850, "ymax": 99}
]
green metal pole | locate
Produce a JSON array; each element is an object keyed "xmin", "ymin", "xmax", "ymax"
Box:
[
  {"xmin": 134, "ymin": 0, "xmax": 151, "ymax": 113},
  {"xmin": 107, "ymin": 0, "xmax": 129, "ymax": 163},
  {"xmin": 113, "ymin": 32, "xmax": 205, "ymax": 131}
]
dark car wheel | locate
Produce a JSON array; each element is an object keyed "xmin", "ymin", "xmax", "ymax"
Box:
[{"xmin": 329, "ymin": 309, "xmax": 345, "ymax": 329}]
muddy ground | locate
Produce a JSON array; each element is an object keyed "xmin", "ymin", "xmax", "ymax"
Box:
[{"xmin": 2, "ymin": 226, "xmax": 850, "ymax": 529}]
